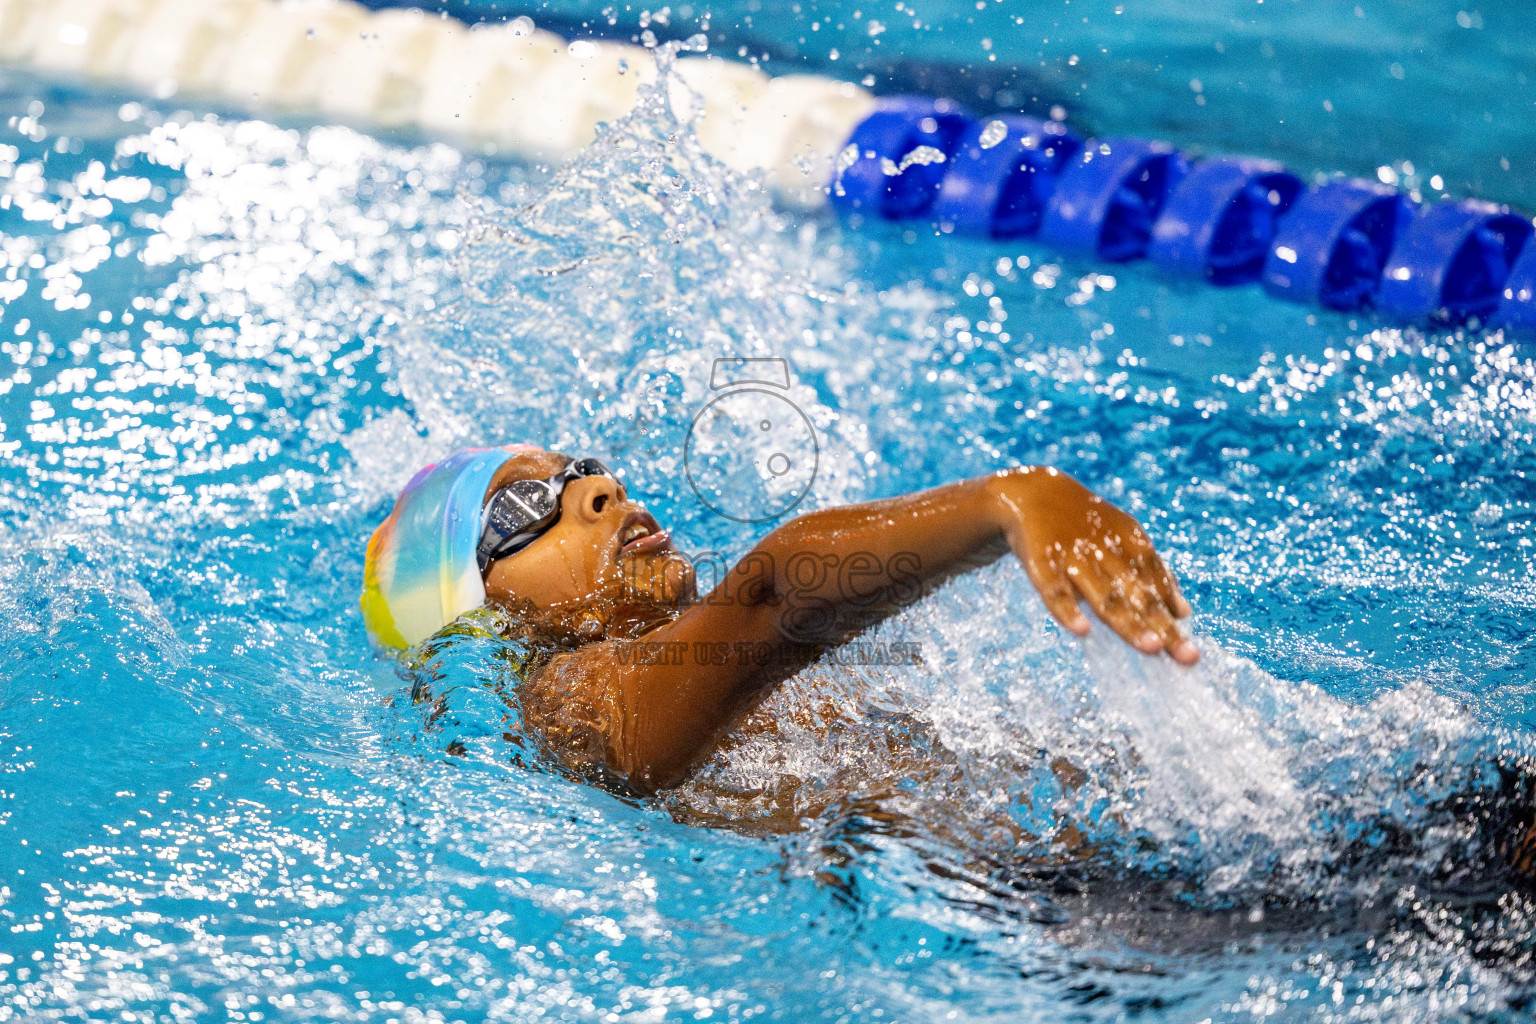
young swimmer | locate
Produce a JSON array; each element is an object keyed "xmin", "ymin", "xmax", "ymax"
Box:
[
  {"xmin": 363, "ymin": 443, "xmax": 1536, "ymax": 902},
  {"xmin": 363, "ymin": 444, "xmax": 1197, "ymax": 794}
]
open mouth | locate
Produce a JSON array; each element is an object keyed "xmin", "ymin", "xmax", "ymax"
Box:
[{"xmin": 617, "ymin": 510, "xmax": 671, "ymax": 558}]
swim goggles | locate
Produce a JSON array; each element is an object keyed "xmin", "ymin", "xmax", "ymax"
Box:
[{"xmin": 476, "ymin": 456, "xmax": 616, "ymax": 571}]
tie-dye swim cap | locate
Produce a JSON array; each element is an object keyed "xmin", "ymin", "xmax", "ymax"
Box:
[{"xmin": 361, "ymin": 444, "xmax": 543, "ymax": 650}]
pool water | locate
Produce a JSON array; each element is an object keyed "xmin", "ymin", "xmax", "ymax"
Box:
[{"xmin": 3, "ymin": 2, "xmax": 1536, "ymax": 1021}]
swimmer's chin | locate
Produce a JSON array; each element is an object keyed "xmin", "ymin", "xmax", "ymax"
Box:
[{"xmin": 619, "ymin": 546, "xmax": 698, "ymax": 609}]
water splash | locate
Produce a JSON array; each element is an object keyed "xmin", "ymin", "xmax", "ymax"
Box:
[
  {"xmin": 881, "ymin": 145, "xmax": 948, "ymax": 177},
  {"xmin": 361, "ymin": 43, "xmax": 984, "ymax": 549},
  {"xmin": 670, "ymin": 558, "xmax": 1526, "ymax": 909}
]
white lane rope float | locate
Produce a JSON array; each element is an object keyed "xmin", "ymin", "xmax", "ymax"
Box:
[{"xmin": 0, "ymin": 0, "xmax": 874, "ymax": 208}]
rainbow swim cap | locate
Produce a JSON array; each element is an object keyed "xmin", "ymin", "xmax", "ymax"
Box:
[{"xmin": 361, "ymin": 444, "xmax": 543, "ymax": 650}]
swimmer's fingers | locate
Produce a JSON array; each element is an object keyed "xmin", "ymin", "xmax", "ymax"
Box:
[
  {"xmin": 1124, "ymin": 562, "xmax": 1199, "ymax": 665},
  {"xmin": 1063, "ymin": 555, "xmax": 1149, "ymax": 652},
  {"xmin": 1103, "ymin": 553, "xmax": 1200, "ymax": 665},
  {"xmin": 1124, "ymin": 531, "xmax": 1193, "ymax": 619},
  {"xmin": 1011, "ymin": 535, "xmax": 1091, "ymax": 636},
  {"xmin": 1074, "ymin": 555, "xmax": 1198, "ymax": 664}
]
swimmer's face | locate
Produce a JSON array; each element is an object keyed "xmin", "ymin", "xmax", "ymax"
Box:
[{"xmin": 481, "ymin": 449, "xmax": 696, "ymax": 638}]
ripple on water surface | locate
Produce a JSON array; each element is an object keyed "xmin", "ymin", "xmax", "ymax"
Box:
[{"xmin": 1, "ymin": 58, "xmax": 1535, "ymax": 1023}]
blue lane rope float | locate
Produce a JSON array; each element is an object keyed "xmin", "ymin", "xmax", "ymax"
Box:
[
  {"xmin": 1038, "ymin": 137, "xmax": 1188, "ymax": 263},
  {"xmin": 1379, "ymin": 200, "xmax": 1533, "ymax": 324},
  {"xmin": 832, "ymin": 97, "xmax": 970, "ymax": 219},
  {"xmin": 1150, "ymin": 157, "xmax": 1302, "ymax": 286},
  {"xmin": 931, "ymin": 115, "xmax": 1081, "ymax": 238},
  {"xmin": 1262, "ymin": 180, "xmax": 1412, "ymax": 312},
  {"xmin": 831, "ymin": 95, "xmax": 1535, "ymax": 334},
  {"xmin": 1496, "ymin": 244, "xmax": 1536, "ymax": 334}
]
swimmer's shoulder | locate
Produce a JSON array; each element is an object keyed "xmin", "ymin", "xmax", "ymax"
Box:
[{"xmin": 520, "ymin": 641, "xmax": 631, "ymax": 780}]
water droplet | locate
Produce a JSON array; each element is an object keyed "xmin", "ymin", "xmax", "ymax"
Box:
[
  {"xmin": 832, "ymin": 144, "xmax": 860, "ymax": 196},
  {"xmin": 894, "ymin": 146, "xmax": 946, "ymax": 173}
]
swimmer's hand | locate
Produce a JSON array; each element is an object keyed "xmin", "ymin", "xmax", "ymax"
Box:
[{"xmin": 988, "ymin": 468, "xmax": 1198, "ymax": 665}]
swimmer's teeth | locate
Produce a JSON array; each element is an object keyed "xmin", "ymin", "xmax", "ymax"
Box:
[{"xmin": 622, "ymin": 524, "xmax": 649, "ymax": 544}]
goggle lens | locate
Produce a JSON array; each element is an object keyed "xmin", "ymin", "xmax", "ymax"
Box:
[{"xmin": 477, "ymin": 456, "xmax": 618, "ymax": 570}]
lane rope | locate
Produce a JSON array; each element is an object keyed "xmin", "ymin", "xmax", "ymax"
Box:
[{"xmin": 0, "ymin": 0, "xmax": 1529, "ymax": 331}]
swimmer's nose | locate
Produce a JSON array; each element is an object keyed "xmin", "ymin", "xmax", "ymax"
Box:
[{"xmin": 565, "ymin": 474, "xmax": 627, "ymax": 524}]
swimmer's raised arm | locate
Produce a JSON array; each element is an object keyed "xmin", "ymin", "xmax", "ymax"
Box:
[
  {"xmin": 536, "ymin": 463, "xmax": 1193, "ymax": 790},
  {"xmin": 362, "ymin": 448, "xmax": 1195, "ymax": 792},
  {"xmin": 728, "ymin": 466, "xmax": 1195, "ymax": 659}
]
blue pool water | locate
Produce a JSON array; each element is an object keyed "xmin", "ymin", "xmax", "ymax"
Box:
[{"xmin": 3, "ymin": 2, "xmax": 1536, "ymax": 1021}]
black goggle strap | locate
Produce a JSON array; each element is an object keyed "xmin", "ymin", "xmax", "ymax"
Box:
[{"xmin": 567, "ymin": 457, "xmax": 613, "ymax": 480}]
